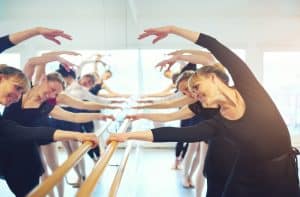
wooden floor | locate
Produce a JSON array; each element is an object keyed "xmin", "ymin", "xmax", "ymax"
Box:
[{"xmin": 0, "ymin": 147, "xmax": 198, "ymax": 197}]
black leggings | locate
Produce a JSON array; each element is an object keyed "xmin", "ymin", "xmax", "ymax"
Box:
[
  {"xmin": 175, "ymin": 142, "xmax": 189, "ymax": 158},
  {"xmin": 81, "ymin": 123, "xmax": 100, "ymax": 159}
]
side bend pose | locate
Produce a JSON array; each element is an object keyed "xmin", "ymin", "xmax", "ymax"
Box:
[
  {"xmin": 2, "ymin": 53, "xmax": 114, "ymax": 194},
  {"xmin": 0, "ymin": 65, "xmax": 98, "ymax": 197},
  {"xmin": 108, "ymin": 26, "xmax": 300, "ymax": 197}
]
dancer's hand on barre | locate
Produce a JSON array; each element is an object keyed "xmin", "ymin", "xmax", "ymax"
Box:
[
  {"xmin": 76, "ymin": 133, "xmax": 99, "ymax": 148},
  {"xmin": 53, "ymin": 130, "xmax": 99, "ymax": 148},
  {"xmin": 106, "ymin": 133, "xmax": 129, "ymax": 145},
  {"xmin": 37, "ymin": 27, "xmax": 72, "ymax": 44},
  {"xmin": 97, "ymin": 114, "xmax": 115, "ymax": 121},
  {"xmin": 138, "ymin": 26, "xmax": 173, "ymax": 44}
]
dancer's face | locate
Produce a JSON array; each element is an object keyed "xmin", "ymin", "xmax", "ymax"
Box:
[
  {"xmin": 39, "ymin": 80, "xmax": 64, "ymax": 101},
  {"xmin": 189, "ymin": 74, "xmax": 219, "ymax": 106},
  {"xmin": 178, "ymin": 80, "xmax": 195, "ymax": 98},
  {"xmin": 79, "ymin": 76, "xmax": 94, "ymax": 89},
  {"xmin": 0, "ymin": 76, "xmax": 26, "ymax": 106}
]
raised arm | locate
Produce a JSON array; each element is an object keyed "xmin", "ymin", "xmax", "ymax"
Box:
[
  {"xmin": 139, "ymin": 25, "xmax": 259, "ymax": 91},
  {"xmin": 23, "ymin": 51, "xmax": 78, "ymax": 81},
  {"xmin": 9, "ymin": 27, "xmax": 72, "ymax": 45},
  {"xmin": 138, "ymin": 25, "xmax": 199, "ymax": 44},
  {"xmin": 126, "ymin": 105, "xmax": 195, "ymax": 122}
]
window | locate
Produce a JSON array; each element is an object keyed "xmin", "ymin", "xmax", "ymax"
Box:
[
  {"xmin": 263, "ymin": 52, "xmax": 300, "ymax": 135},
  {"xmin": 0, "ymin": 53, "xmax": 21, "ymax": 68}
]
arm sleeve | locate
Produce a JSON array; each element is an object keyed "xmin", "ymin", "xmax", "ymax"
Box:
[
  {"xmin": 0, "ymin": 35, "xmax": 15, "ymax": 53},
  {"xmin": 195, "ymin": 34, "xmax": 261, "ymax": 93},
  {"xmin": 0, "ymin": 119, "xmax": 55, "ymax": 144},
  {"xmin": 89, "ymin": 84, "xmax": 102, "ymax": 95},
  {"xmin": 188, "ymin": 102, "xmax": 202, "ymax": 114},
  {"xmin": 151, "ymin": 120, "xmax": 217, "ymax": 142}
]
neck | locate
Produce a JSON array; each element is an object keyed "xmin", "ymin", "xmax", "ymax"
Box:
[
  {"xmin": 217, "ymin": 85, "xmax": 239, "ymax": 110},
  {"xmin": 24, "ymin": 86, "xmax": 43, "ymax": 103}
]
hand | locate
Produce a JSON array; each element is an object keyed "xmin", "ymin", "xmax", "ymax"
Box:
[
  {"xmin": 155, "ymin": 55, "xmax": 178, "ymax": 71},
  {"xmin": 97, "ymin": 114, "xmax": 115, "ymax": 121},
  {"xmin": 76, "ymin": 133, "xmax": 99, "ymax": 148},
  {"xmin": 168, "ymin": 50, "xmax": 186, "ymax": 56},
  {"xmin": 106, "ymin": 133, "xmax": 128, "ymax": 145},
  {"xmin": 56, "ymin": 56, "xmax": 77, "ymax": 71},
  {"xmin": 138, "ymin": 26, "xmax": 173, "ymax": 44},
  {"xmin": 37, "ymin": 27, "xmax": 72, "ymax": 44},
  {"xmin": 125, "ymin": 114, "xmax": 142, "ymax": 121}
]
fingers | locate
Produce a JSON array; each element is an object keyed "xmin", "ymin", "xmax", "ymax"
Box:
[
  {"xmin": 107, "ymin": 115, "xmax": 115, "ymax": 121},
  {"xmin": 59, "ymin": 32, "xmax": 72, "ymax": 40},
  {"xmin": 46, "ymin": 37, "xmax": 61, "ymax": 45},
  {"xmin": 137, "ymin": 32, "xmax": 150, "ymax": 40},
  {"xmin": 153, "ymin": 36, "xmax": 164, "ymax": 44}
]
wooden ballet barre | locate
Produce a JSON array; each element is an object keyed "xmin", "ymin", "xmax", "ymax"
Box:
[
  {"xmin": 76, "ymin": 119, "xmax": 131, "ymax": 197},
  {"xmin": 109, "ymin": 141, "xmax": 133, "ymax": 197},
  {"xmin": 26, "ymin": 119, "xmax": 115, "ymax": 197}
]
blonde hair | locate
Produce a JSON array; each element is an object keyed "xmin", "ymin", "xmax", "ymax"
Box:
[
  {"xmin": 0, "ymin": 64, "xmax": 30, "ymax": 91},
  {"xmin": 188, "ymin": 65, "xmax": 229, "ymax": 89},
  {"xmin": 47, "ymin": 72, "xmax": 66, "ymax": 89}
]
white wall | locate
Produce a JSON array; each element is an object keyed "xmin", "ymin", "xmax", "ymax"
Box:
[{"xmin": 1, "ymin": 0, "xmax": 300, "ymax": 81}]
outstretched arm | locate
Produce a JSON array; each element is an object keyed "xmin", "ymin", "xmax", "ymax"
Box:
[
  {"xmin": 49, "ymin": 106, "xmax": 115, "ymax": 123},
  {"xmin": 126, "ymin": 105, "xmax": 195, "ymax": 122},
  {"xmin": 140, "ymin": 84, "xmax": 175, "ymax": 98},
  {"xmin": 9, "ymin": 27, "xmax": 72, "ymax": 45},
  {"xmin": 133, "ymin": 96, "xmax": 195, "ymax": 109},
  {"xmin": 138, "ymin": 25, "xmax": 199, "ymax": 44},
  {"xmin": 57, "ymin": 93, "xmax": 121, "ymax": 110}
]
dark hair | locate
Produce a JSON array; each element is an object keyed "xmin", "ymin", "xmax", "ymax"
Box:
[
  {"xmin": 193, "ymin": 65, "xmax": 229, "ymax": 84},
  {"xmin": 175, "ymin": 70, "xmax": 195, "ymax": 89},
  {"xmin": 180, "ymin": 63, "xmax": 196, "ymax": 74},
  {"xmin": 0, "ymin": 64, "xmax": 30, "ymax": 91},
  {"xmin": 46, "ymin": 72, "xmax": 65, "ymax": 89},
  {"xmin": 56, "ymin": 64, "xmax": 76, "ymax": 79}
]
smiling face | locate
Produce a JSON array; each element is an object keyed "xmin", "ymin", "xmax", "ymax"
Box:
[
  {"xmin": 79, "ymin": 75, "xmax": 95, "ymax": 89},
  {"xmin": 38, "ymin": 80, "xmax": 64, "ymax": 101},
  {"xmin": 0, "ymin": 76, "xmax": 27, "ymax": 106},
  {"xmin": 188, "ymin": 73, "xmax": 220, "ymax": 106},
  {"xmin": 177, "ymin": 80, "xmax": 195, "ymax": 99}
]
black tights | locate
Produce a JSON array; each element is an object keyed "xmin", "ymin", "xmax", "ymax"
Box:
[{"xmin": 175, "ymin": 142, "xmax": 189, "ymax": 158}]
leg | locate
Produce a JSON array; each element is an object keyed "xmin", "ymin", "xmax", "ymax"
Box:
[
  {"xmin": 62, "ymin": 141, "xmax": 82, "ymax": 186},
  {"xmin": 173, "ymin": 142, "xmax": 184, "ymax": 169},
  {"xmin": 69, "ymin": 141, "xmax": 86, "ymax": 185},
  {"xmin": 195, "ymin": 142, "xmax": 208, "ymax": 197},
  {"xmin": 40, "ymin": 146, "xmax": 55, "ymax": 197},
  {"xmin": 41, "ymin": 143, "xmax": 64, "ymax": 197},
  {"xmin": 182, "ymin": 142, "xmax": 198, "ymax": 188}
]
